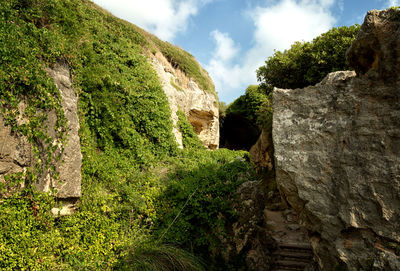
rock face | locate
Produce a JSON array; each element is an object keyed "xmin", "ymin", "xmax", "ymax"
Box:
[
  {"xmin": 0, "ymin": 62, "xmax": 82, "ymax": 203},
  {"xmin": 250, "ymin": 129, "xmax": 274, "ymax": 172},
  {"xmin": 224, "ymin": 180, "xmax": 277, "ymax": 271},
  {"xmin": 152, "ymin": 53, "xmax": 219, "ymax": 149},
  {"xmin": 273, "ymin": 9, "xmax": 400, "ymax": 270},
  {"xmin": 0, "ymin": 103, "xmax": 33, "ymax": 195},
  {"xmin": 45, "ymin": 62, "xmax": 82, "ymax": 199}
]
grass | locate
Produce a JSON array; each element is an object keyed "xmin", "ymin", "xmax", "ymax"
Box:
[
  {"xmin": 171, "ymin": 78, "xmax": 185, "ymax": 92},
  {"xmin": 116, "ymin": 243, "xmax": 206, "ymax": 271},
  {"xmin": 150, "ymin": 37, "xmax": 216, "ymax": 95}
]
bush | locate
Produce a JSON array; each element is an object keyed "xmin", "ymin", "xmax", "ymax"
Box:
[
  {"xmin": 257, "ymin": 25, "xmax": 360, "ymax": 90},
  {"xmin": 153, "ymin": 149, "xmax": 256, "ymax": 269}
]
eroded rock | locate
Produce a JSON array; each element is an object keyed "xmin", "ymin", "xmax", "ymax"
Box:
[
  {"xmin": 273, "ymin": 8, "xmax": 400, "ymax": 270},
  {"xmin": 227, "ymin": 180, "xmax": 277, "ymax": 270},
  {"xmin": 152, "ymin": 54, "xmax": 219, "ymax": 149},
  {"xmin": 44, "ymin": 61, "xmax": 82, "ymax": 199},
  {"xmin": 0, "ymin": 61, "xmax": 81, "ymax": 204},
  {"xmin": 249, "ymin": 129, "xmax": 274, "ymax": 172},
  {"xmin": 347, "ymin": 8, "xmax": 400, "ymax": 81}
]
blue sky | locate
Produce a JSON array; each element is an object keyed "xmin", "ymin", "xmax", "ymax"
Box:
[{"xmin": 92, "ymin": 0, "xmax": 399, "ymax": 103}]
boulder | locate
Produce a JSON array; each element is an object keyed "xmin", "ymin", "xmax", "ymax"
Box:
[{"xmin": 273, "ymin": 8, "xmax": 400, "ymax": 270}]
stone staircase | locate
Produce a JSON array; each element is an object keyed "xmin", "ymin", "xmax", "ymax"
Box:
[
  {"xmin": 272, "ymin": 242, "xmax": 314, "ymax": 271},
  {"xmin": 264, "ymin": 208, "xmax": 317, "ymax": 271}
]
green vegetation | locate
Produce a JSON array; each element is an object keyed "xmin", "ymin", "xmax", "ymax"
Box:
[
  {"xmin": 177, "ymin": 110, "xmax": 204, "ymax": 149},
  {"xmin": 221, "ymin": 25, "xmax": 360, "ymax": 152},
  {"xmin": 218, "ymin": 101, "xmax": 228, "ymax": 118},
  {"xmin": 257, "ymin": 25, "xmax": 360, "ymax": 91},
  {"xmin": 0, "ymin": 0, "xmax": 253, "ymax": 270},
  {"xmin": 116, "ymin": 244, "xmax": 206, "ymax": 271},
  {"xmin": 385, "ymin": 241, "xmax": 400, "ymax": 256},
  {"xmin": 151, "ymin": 39, "xmax": 216, "ymax": 95},
  {"xmin": 226, "ymin": 85, "xmax": 269, "ymax": 127},
  {"xmin": 171, "ymin": 78, "xmax": 185, "ymax": 92},
  {"xmin": 221, "ymin": 85, "xmax": 272, "ymax": 150}
]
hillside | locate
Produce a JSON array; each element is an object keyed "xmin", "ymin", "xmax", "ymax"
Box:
[
  {"xmin": 2, "ymin": 1, "xmax": 399, "ymax": 270},
  {"xmin": 0, "ymin": 0, "xmax": 253, "ymax": 270}
]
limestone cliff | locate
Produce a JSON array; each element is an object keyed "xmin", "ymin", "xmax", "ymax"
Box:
[
  {"xmin": 273, "ymin": 9, "xmax": 400, "ymax": 270},
  {"xmin": 151, "ymin": 53, "xmax": 219, "ymax": 150},
  {"xmin": 0, "ymin": 61, "xmax": 82, "ymax": 211}
]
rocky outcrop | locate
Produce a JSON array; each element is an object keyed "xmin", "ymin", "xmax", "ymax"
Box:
[
  {"xmin": 152, "ymin": 53, "xmax": 219, "ymax": 149},
  {"xmin": 0, "ymin": 62, "xmax": 82, "ymax": 210},
  {"xmin": 223, "ymin": 179, "xmax": 277, "ymax": 270},
  {"xmin": 44, "ymin": 62, "xmax": 82, "ymax": 200},
  {"xmin": 250, "ymin": 129, "xmax": 274, "ymax": 172},
  {"xmin": 0, "ymin": 103, "xmax": 33, "ymax": 195},
  {"xmin": 273, "ymin": 9, "xmax": 400, "ymax": 270}
]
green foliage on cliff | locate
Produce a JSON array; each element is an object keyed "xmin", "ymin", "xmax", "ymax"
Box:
[
  {"xmin": 151, "ymin": 38, "xmax": 216, "ymax": 95},
  {"xmin": 256, "ymin": 25, "xmax": 360, "ymax": 90},
  {"xmin": 226, "ymin": 85, "xmax": 269, "ymax": 126},
  {"xmin": 0, "ymin": 0, "xmax": 251, "ymax": 270},
  {"xmin": 177, "ymin": 111, "xmax": 205, "ymax": 149}
]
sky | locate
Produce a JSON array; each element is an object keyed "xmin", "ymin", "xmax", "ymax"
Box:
[{"xmin": 92, "ymin": 0, "xmax": 399, "ymax": 103}]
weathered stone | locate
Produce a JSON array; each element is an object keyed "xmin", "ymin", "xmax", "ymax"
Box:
[
  {"xmin": 273, "ymin": 9, "xmax": 400, "ymax": 270},
  {"xmin": 250, "ymin": 129, "xmax": 274, "ymax": 171},
  {"xmin": 229, "ymin": 180, "xmax": 277, "ymax": 271},
  {"xmin": 347, "ymin": 8, "xmax": 400, "ymax": 82},
  {"xmin": 51, "ymin": 198, "xmax": 77, "ymax": 216},
  {"xmin": 44, "ymin": 61, "xmax": 82, "ymax": 199},
  {"xmin": 0, "ymin": 61, "xmax": 81, "ymax": 203},
  {"xmin": 0, "ymin": 109, "xmax": 32, "ymax": 196},
  {"xmin": 152, "ymin": 54, "xmax": 219, "ymax": 149}
]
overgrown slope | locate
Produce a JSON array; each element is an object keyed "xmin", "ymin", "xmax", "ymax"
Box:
[{"xmin": 0, "ymin": 0, "xmax": 250, "ymax": 270}]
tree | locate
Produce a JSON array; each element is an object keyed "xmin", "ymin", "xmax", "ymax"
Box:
[
  {"xmin": 256, "ymin": 25, "xmax": 360, "ymax": 91},
  {"xmin": 226, "ymin": 85, "xmax": 267, "ymax": 124}
]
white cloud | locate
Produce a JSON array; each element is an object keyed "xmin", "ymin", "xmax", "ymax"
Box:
[
  {"xmin": 210, "ymin": 30, "xmax": 240, "ymax": 62},
  {"xmin": 379, "ymin": 0, "xmax": 400, "ymax": 8},
  {"xmin": 206, "ymin": 0, "xmax": 336, "ymax": 102},
  {"xmin": 387, "ymin": 0, "xmax": 400, "ymax": 6},
  {"xmin": 205, "ymin": 30, "xmax": 247, "ymax": 92},
  {"xmin": 92, "ymin": 0, "xmax": 212, "ymax": 41}
]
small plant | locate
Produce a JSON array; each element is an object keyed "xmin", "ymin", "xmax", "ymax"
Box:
[{"xmin": 171, "ymin": 78, "xmax": 184, "ymax": 92}]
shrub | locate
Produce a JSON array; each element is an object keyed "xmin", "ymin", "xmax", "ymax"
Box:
[{"xmin": 256, "ymin": 25, "xmax": 360, "ymax": 90}]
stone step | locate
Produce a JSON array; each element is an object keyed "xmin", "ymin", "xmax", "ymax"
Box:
[
  {"xmin": 274, "ymin": 251, "xmax": 313, "ymax": 262},
  {"xmin": 278, "ymin": 242, "xmax": 312, "ymax": 251},
  {"xmin": 276, "ymin": 259, "xmax": 309, "ymax": 267},
  {"xmin": 275, "ymin": 259, "xmax": 309, "ymax": 270},
  {"xmin": 274, "ymin": 249, "xmax": 313, "ymax": 258}
]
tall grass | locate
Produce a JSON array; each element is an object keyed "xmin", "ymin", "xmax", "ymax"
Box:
[{"xmin": 117, "ymin": 244, "xmax": 205, "ymax": 271}]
